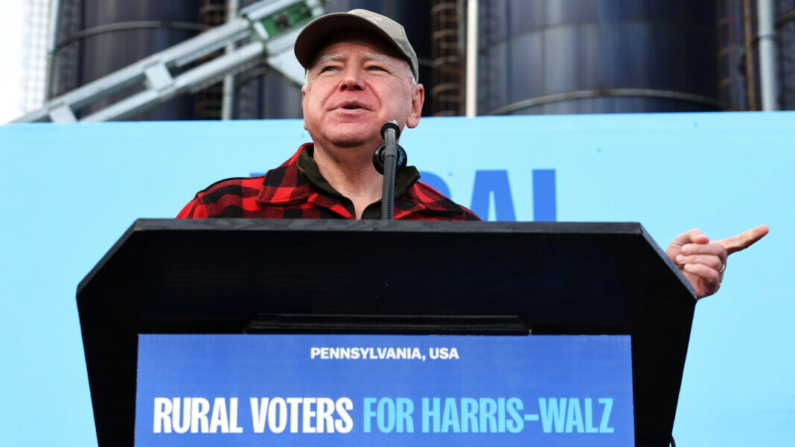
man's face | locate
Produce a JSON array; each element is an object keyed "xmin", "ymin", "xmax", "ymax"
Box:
[{"xmin": 301, "ymin": 33, "xmax": 424, "ymax": 150}]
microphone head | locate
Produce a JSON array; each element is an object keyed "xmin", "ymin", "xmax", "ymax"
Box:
[{"xmin": 380, "ymin": 121, "xmax": 401, "ymax": 140}]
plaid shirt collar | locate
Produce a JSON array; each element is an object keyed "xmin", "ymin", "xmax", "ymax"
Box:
[{"xmin": 255, "ymin": 143, "xmax": 456, "ymax": 219}]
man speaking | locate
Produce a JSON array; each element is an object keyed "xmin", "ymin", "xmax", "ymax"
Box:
[
  {"xmin": 178, "ymin": 9, "xmax": 767, "ymax": 298},
  {"xmin": 178, "ymin": 9, "xmax": 476, "ymax": 222}
]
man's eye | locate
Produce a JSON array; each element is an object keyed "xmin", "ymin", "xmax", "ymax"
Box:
[
  {"xmin": 320, "ymin": 66, "xmax": 339, "ymax": 73},
  {"xmin": 367, "ymin": 66, "xmax": 386, "ymax": 72}
]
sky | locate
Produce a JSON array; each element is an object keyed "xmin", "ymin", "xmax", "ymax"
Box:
[{"xmin": 0, "ymin": 0, "xmax": 26, "ymax": 124}]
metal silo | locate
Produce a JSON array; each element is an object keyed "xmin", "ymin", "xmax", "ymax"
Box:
[
  {"xmin": 477, "ymin": 0, "xmax": 722, "ymax": 115},
  {"xmin": 50, "ymin": 0, "xmax": 204, "ymax": 121},
  {"xmin": 775, "ymin": 0, "xmax": 795, "ymax": 109}
]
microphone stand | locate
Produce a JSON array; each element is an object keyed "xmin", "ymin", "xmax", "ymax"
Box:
[{"xmin": 373, "ymin": 121, "xmax": 407, "ymax": 220}]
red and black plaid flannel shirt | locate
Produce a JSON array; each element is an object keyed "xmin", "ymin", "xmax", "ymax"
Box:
[{"xmin": 177, "ymin": 144, "xmax": 480, "ymax": 221}]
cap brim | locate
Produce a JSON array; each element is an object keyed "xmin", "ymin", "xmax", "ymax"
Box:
[{"xmin": 295, "ymin": 13, "xmax": 409, "ymax": 71}]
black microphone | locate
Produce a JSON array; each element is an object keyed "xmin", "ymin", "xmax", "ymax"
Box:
[{"xmin": 373, "ymin": 121, "xmax": 407, "ymax": 220}]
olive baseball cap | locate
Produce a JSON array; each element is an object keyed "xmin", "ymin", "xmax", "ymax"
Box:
[{"xmin": 294, "ymin": 9, "xmax": 419, "ymax": 81}]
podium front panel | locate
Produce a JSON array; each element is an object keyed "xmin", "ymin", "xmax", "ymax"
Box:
[
  {"xmin": 135, "ymin": 334, "xmax": 634, "ymax": 446},
  {"xmin": 78, "ymin": 219, "xmax": 695, "ymax": 447}
]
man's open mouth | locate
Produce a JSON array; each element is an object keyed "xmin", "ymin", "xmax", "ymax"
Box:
[{"xmin": 337, "ymin": 100, "xmax": 368, "ymax": 110}]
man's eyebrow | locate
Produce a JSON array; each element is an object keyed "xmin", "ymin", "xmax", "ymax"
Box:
[
  {"xmin": 361, "ymin": 52, "xmax": 396, "ymax": 67},
  {"xmin": 314, "ymin": 53, "xmax": 344, "ymax": 66}
]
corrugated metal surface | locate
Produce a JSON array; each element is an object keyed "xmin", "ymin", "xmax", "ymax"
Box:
[{"xmin": 478, "ymin": 0, "xmax": 721, "ymax": 115}]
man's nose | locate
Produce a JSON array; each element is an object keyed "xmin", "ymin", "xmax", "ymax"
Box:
[{"xmin": 340, "ymin": 67, "xmax": 365, "ymax": 90}]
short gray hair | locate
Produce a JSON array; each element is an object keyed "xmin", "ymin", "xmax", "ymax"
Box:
[{"xmin": 405, "ymin": 60, "xmax": 417, "ymax": 85}]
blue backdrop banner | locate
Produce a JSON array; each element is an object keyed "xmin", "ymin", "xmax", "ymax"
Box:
[
  {"xmin": 135, "ymin": 334, "xmax": 633, "ymax": 446},
  {"xmin": 1, "ymin": 112, "xmax": 793, "ymax": 446}
]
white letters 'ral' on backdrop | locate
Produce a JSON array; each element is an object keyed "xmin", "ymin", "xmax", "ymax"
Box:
[{"xmin": 0, "ymin": 112, "xmax": 792, "ymax": 446}]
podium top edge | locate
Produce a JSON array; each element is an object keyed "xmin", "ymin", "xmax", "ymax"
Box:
[
  {"xmin": 130, "ymin": 218, "xmax": 647, "ymax": 235},
  {"xmin": 77, "ymin": 219, "xmax": 672, "ymax": 296}
]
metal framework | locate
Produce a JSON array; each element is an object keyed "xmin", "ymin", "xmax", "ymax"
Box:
[
  {"xmin": 13, "ymin": 0, "xmax": 325, "ymax": 123},
  {"xmin": 717, "ymin": 0, "xmax": 795, "ymax": 111},
  {"xmin": 718, "ymin": 0, "xmax": 754, "ymax": 110},
  {"xmin": 430, "ymin": 0, "xmax": 465, "ymax": 116},
  {"xmin": 195, "ymin": 0, "xmax": 231, "ymax": 121}
]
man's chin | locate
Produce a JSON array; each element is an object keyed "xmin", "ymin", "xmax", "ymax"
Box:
[
  {"xmin": 329, "ymin": 138, "xmax": 377, "ymax": 149},
  {"xmin": 324, "ymin": 128, "xmax": 381, "ymax": 149}
]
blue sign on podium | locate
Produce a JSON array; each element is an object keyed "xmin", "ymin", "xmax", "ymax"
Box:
[{"xmin": 135, "ymin": 334, "xmax": 634, "ymax": 446}]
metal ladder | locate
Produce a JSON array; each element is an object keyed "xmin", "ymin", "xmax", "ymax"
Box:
[{"xmin": 13, "ymin": 0, "xmax": 325, "ymax": 123}]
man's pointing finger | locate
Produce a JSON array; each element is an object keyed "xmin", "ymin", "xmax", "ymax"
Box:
[{"xmin": 717, "ymin": 225, "xmax": 769, "ymax": 255}]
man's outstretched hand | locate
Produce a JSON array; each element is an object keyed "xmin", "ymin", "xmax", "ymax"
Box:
[{"xmin": 666, "ymin": 225, "xmax": 769, "ymax": 298}]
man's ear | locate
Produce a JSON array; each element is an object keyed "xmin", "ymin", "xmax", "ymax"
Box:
[{"xmin": 406, "ymin": 84, "xmax": 425, "ymax": 129}]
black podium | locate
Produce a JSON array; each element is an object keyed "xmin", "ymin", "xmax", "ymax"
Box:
[{"xmin": 77, "ymin": 219, "xmax": 696, "ymax": 447}]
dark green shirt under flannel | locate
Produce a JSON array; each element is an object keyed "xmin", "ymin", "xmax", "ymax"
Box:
[{"xmin": 296, "ymin": 149, "xmax": 421, "ymax": 220}]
